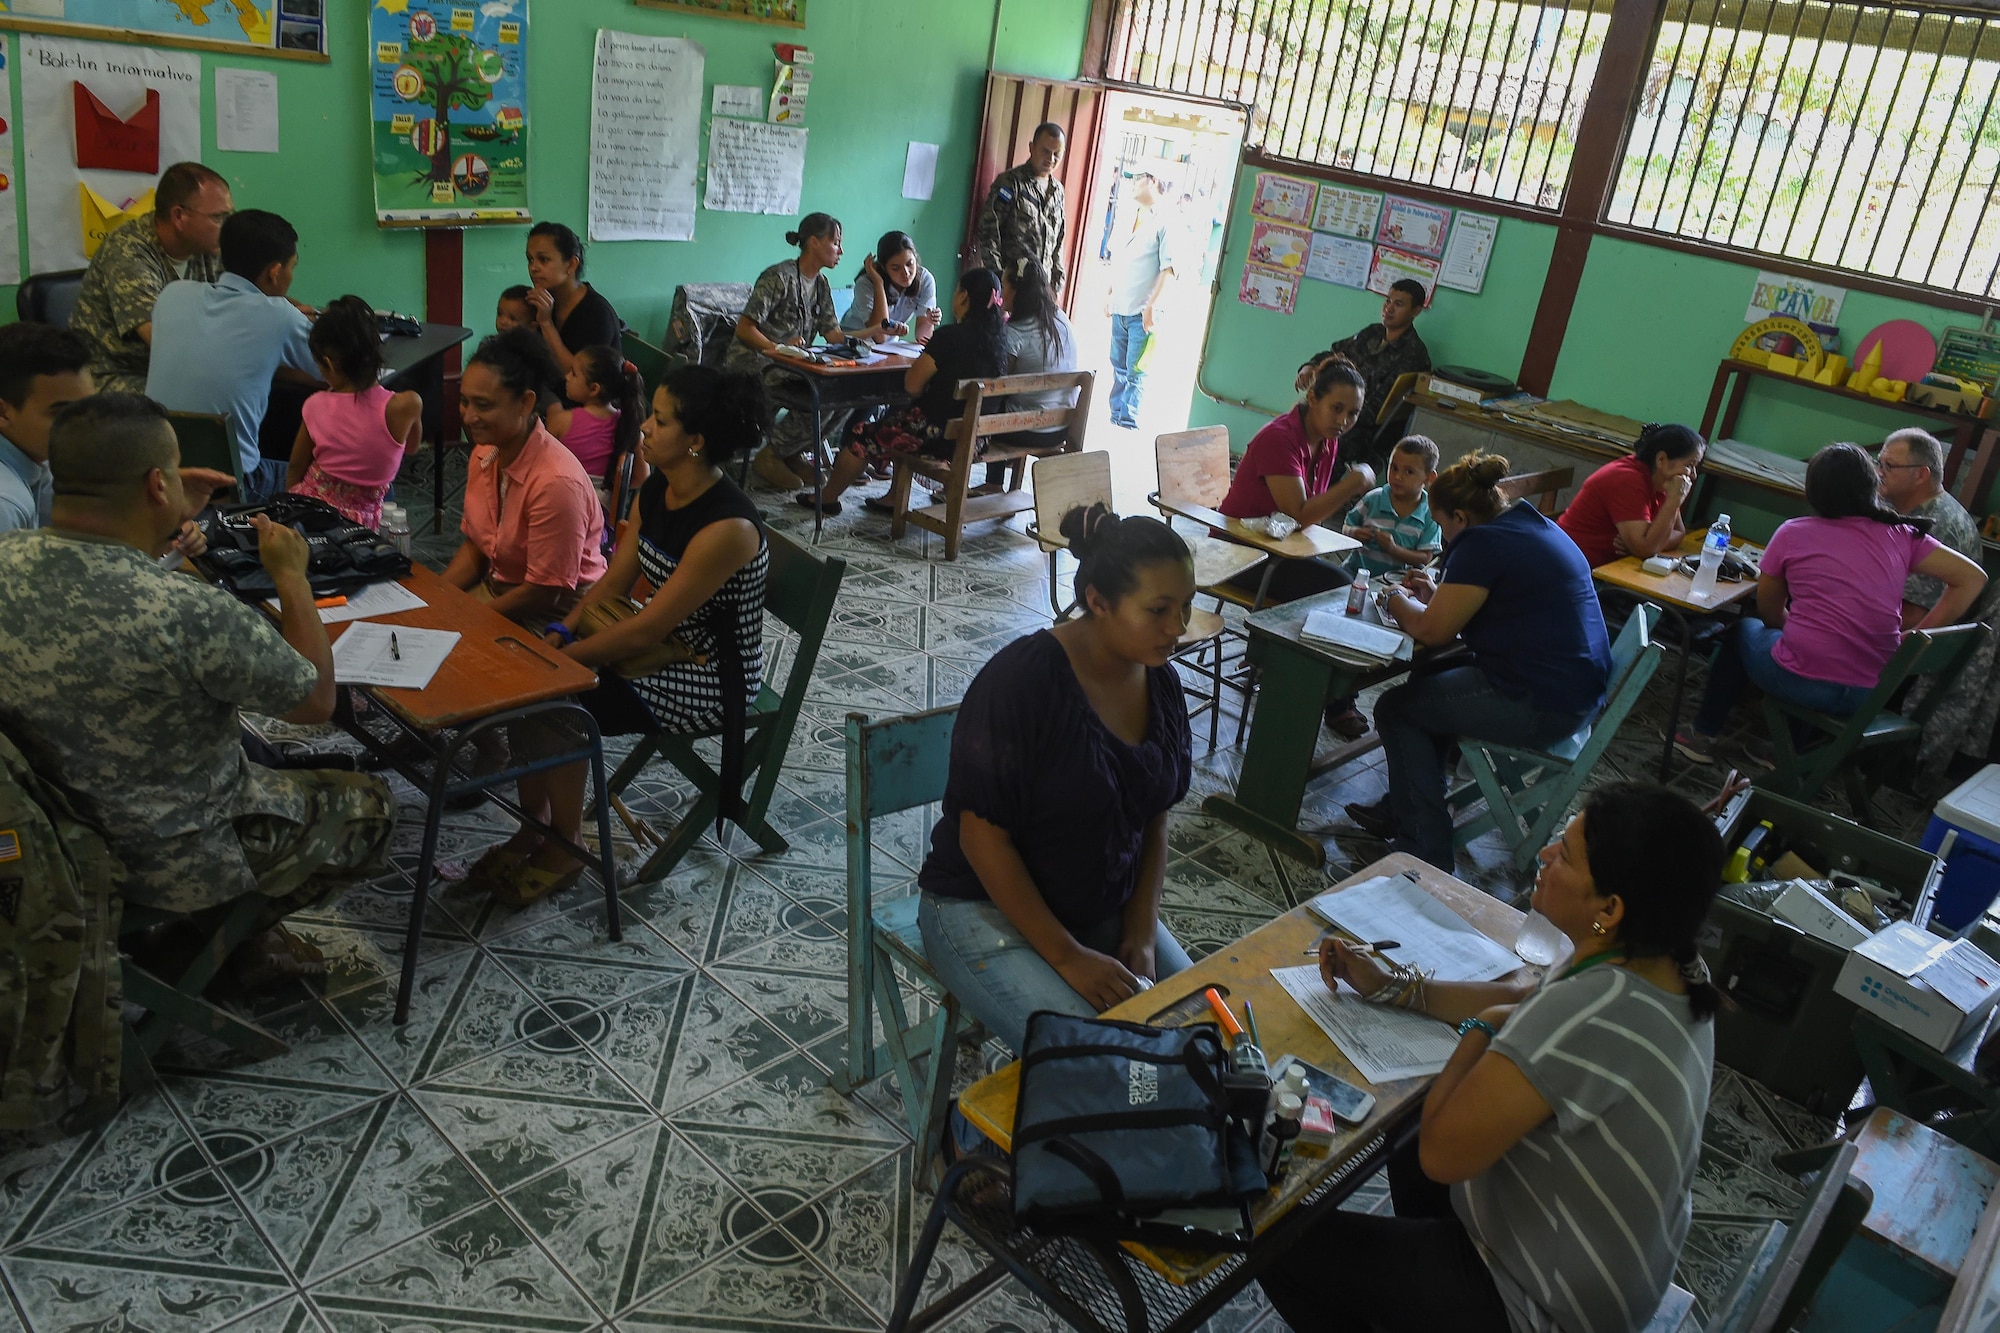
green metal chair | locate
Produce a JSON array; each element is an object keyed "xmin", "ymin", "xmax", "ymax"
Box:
[
  {"xmin": 1707, "ymin": 1139, "xmax": 1871, "ymax": 1333},
  {"xmin": 832, "ymin": 705, "xmax": 965, "ymax": 1175},
  {"xmin": 1450, "ymin": 604, "xmax": 1663, "ymax": 872},
  {"xmin": 624, "ymin": 333, "xmax": 680, "ymax": 396},
  {"xmin": 165, "ymin": 411, "xmax": 242, "ymax": 489},
  {"xmin": 600, "ymin": 529, "xmax": 845, "ymax": 883},
  {"xmin": 1762, "ymin": 622, "xmax": 1985, "ymax": 827}
]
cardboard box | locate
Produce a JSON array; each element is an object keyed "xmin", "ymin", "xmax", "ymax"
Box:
[
  {"xmin": 1772, "ymin": 880, "xmax": 1871, "ymax": 949},
  {"xmin": 1835, "ymin": 922, "xmax": 2000, "ymax": 1052}
]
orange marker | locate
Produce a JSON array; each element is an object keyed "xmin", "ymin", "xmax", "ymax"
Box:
[
  {"xmin": 314, "ymin": 595, "xmax": 348, "ymax": 609},
  {"xmin": 1204, "ymin": 986, "xmax": 1243, "ymax": 1038}
]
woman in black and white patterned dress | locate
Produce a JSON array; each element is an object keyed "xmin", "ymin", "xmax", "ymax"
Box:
[{"xmin": 469, "ymin": 364, "xmax": 771, "ymax": 906}]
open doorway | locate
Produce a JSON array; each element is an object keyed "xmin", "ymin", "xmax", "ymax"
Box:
[{"xmin": 1068, "ymin": 90, "xmax": 1246, "ymax": 512}]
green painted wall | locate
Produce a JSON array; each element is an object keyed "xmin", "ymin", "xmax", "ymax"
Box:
[{"xmin": 2, "ymin": 0, "xmax": 1088, "ymax": 333}]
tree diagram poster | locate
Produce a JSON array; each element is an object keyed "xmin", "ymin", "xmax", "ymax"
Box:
[{"xmin": 370, "ymin": 0, "xmax": 529, "ymax": 227}]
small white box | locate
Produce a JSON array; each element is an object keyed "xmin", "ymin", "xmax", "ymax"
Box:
[
  {"xmin": 1772, "ymin": 881, "xmax": 1871, "ymax": 949},
  {"xmin": 1835, "ymin": 921, "xmax": 2000, "ymax": 1051},
  {"xmin": 1426, "ymin": 374, "xmax": 1483, "ymax": 405}
]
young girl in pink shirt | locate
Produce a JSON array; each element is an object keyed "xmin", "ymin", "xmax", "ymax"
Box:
[
  {"xmin": 547, "ymin": 344, "xmax": 645, "ymax": 521},
  {"xmin": 286, "ymin": 296, "xmax": 423, "ymax": 528}
]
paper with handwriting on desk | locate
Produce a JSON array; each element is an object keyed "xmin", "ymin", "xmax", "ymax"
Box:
[
  {"xmin": 268, "ymin": 580, "xmax": 427, "ymax": 625},
  {"xmin": 331, "ymin": 623, "xmax": 459, "ymax": 690},
  {"xmin": 1308, "ymin": 874, "xmax": 1521, "ymax": 982},
  {"xmin": 1270, "ymin": 965, "xmax": 1460, "ymax": 1083}
]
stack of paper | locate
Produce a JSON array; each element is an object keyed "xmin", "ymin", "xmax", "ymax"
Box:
[
  {"xmin": 1299, "ymin": 609, "xmax": 1412, "ymax": 666},
  {"xmin": 1308, "ymin": 873, "xmax": 1521, "ymax": 982},
  {"xmin": 1270, "ymin": 965, "xmax": 1459, "ymax": 1082},
  {"xmin": 875, "ymin": 339, "xmax": 925, "ymax": 357},
  {"xmin": 268, "ymin": 580, "xmax": 427, "ymax": 626}
]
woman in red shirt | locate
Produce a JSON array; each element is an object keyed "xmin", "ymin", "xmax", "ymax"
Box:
[{"xmin": 1557, "ymin": 423, "xmax": 1703, "ymax": 568}]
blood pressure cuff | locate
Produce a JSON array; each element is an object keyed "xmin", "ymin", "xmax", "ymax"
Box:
[
  {"xmin": 1011, "ymin": 1011, "xmax": 1265, "ymax": 1251},
  {"xmin": 196, "ymin": 493, "xmax": 411, "ymax": 600}
]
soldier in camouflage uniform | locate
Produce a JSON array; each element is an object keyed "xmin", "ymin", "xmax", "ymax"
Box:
[
  {"xmin": 70, "ymin": 162, "xmax": 231, "ymax": 394},
  {"xmin": 0, "ymin": 395, "xmax": 391, "ymax": 937},
  {"xmin": 1295, "ymin": 279, "xmax": 1433, "ymax": 473},
  {"xmin": 976, "ymin": 124, "xmax": 1069, "ymax": 295}
]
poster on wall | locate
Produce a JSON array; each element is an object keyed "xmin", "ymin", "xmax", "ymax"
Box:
[
  {"xmin": 635, "ymin": 0, "xmax": 805, "ymax": 27},
  {"xmin": 1746, "ymin": 270, "xmax": 1847, "ymax": 326},
  {"xmin": 1238, "ymin": 263, "xmax": 1298, "ymax": 315},
  {"xmin": 1247, "ymin": 220, "xmax": 1311, "ymax": 273},
  {"xmin": 1436, "ymin": 212, "xmax": 1497, "ymax": 294},
  {"xmin": 1376, "ymin": 196, "xmax": 1450, "ymax": 258},
  {"xmin": 369, "ymin": 0, "xmax": 530, "ymax": 227},
  {"xmin": 1366, "ymin": 245, "xmax": 1441, "ymax": 300},
  {"xmin": 20, "ymin": 34, "xmax": 199, "ymax": 273},
  {"xmin": 0, "ymin": 0, "xmax": 325, "ymax": 61},
  {"xmin": 704, "ymin": 118, "xmax": 806, "ymax": 214},
  {"xmin": 587, "ymin": 30, "xmax": 701, "ymax": 242},
  {"xmin": 1310, "ymin": 184, "xmax": 1381, "ymax": 239},
  {"xmin": 1250, "ymin": 171, "xmax": 1316, "ymax": 226},
  {"xmin": 1304, "ymin": 232, "xmax": 1370, "ymax": 288},
  {"xmin": 0, "ymin": 49, "xmax": 15, "ymax": 281}
]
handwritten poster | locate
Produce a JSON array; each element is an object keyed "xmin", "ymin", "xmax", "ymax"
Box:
[
  {"xmin": 1436, "ymin": 212, "xmax": 1497, "ymax": 293},
  {"xmin": 1305, "ymin": 233, "xmax": 1371, "ymax": 288},
  {"xmin": 704, "ymin": 117, "xmax": 807, "ymax": 214},
  {"xmin": 1238, "ymin": 263, "xmax": 1298, "ymax": 315},
  {"xmin": 587, "ymin": 30, "xmax": 702, "ymax": 242},
  {"xmin": 1248, "ymin": 220, "xmax": 1312, "ymax": 273},
  {"xmin": 368, "ymin": 0, "xmax": 530, "ymax": 227},
  {"xmin": 1311, "ymin": 184, "xmax": 1381, "ymax": 239},
  {"xmin": 1366, "ymin": 246, "xmax": 1442, "ymax": 300},
  {"xmin": 0, "ymin": 49, "xmax": 16, "ymax": 281},
  {"xmin": 1376, "ymin": 196, "xmax": 1450, "ymax": 257},
  {"xmin": 21, "ymin": 35, "xmax": 201, "ymax": 273},
  {"xmin": 1251, "ymin": 171, "xmax": 1316, "ymax": 226}
]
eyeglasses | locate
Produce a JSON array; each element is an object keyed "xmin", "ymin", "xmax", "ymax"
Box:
[
  {"xmin": 181, "ymin": 207, "xmax": 234, "ymax": 224},
  {"xmin": 1879, "ymin": 462, "xmax": 1930, "ymax": 472}
]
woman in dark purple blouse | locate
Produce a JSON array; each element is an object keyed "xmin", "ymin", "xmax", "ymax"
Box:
[{"xmin": 918, "ymin": 506, "xmax": 1198, "ymax": 1055}]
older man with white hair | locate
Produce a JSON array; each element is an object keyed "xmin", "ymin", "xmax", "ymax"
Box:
[{"xmin": 1878, "ymin": 427, "xmax": 1983, "ymax": 628}]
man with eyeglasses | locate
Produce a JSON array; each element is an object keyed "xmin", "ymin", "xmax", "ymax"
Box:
[
  {"xmin": 72, "ymin": 162, "xmax": 233, "ymax": 394},
  {"xmin": 1878, "ymin": 426, "xmax": 1983, "ymax": 629}
]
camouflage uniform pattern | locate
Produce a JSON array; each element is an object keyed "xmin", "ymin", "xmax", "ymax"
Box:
[
  {"xmin": 723, "ymin": 260, "xmax": 847, "ymax": 461},
  {"xmin": 1306, "ymin": 323, "xmax": 1433, "ymax": 467},
  {"xmin": 976, "ymin": 163, "xmax": 1068, "ymax": 291},
  {"xmin": 70, "ymin": 211, "xmax": 223, "ymax": 394},
  {"xmin": 0, "ymin": 529, "xmax": 390, "ymax": 912}
]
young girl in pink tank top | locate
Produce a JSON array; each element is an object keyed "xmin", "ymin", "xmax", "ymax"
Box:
[
  {"xmin": 287, "ymin": 296, "xmax": 423, "ymax": 528},
  {"xmin": 547, "ymin": 344, "xmax": 646, "ymax": 523}
]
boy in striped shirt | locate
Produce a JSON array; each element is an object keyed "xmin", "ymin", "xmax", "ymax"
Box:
[{"xmin": 1344, "ymin": 434, "xmax": 1442, "ymax": 578}]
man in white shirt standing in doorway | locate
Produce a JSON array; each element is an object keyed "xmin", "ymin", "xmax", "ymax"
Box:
[{"xmin": 1105, "ymin": 169, "xmax": 1181, "ymax": 432}]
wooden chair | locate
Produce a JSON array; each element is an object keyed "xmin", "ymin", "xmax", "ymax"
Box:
[
  {"xmin": 833, "ymin": 706, "xmax": 965, "ymax": 1176},
  {"xmin": 1026, "ymin": 451, "xmax": 1234, "ymax": 746},
  {"xmin": 166, "ymin": 411, "xmax": 242, "ymax": 490},
  {"xmin": 1449, "ymin": 604, "xmax": 1663, "ymax": 872},
  {"xmin": 1151, "ymin": 426, "xmax": 1274, "ymax": 611},
  {"xmin": 1763, "ymin": 622, "xmax": 1985, "ymax": 826},
  {"xmin": 1497, "ymin": 465, "xmax": 1574, "ymax": 516},
  {"xmin": 1707, "ymin": 1139, "xmax": 1871, "ymax": 1333},
  {"xmin": 887, "ymin": 370, "xmax": 1094, "ymax": 561},
  {"xmin": 599, "ymin": 529, "xmax": 846, "ymax": 882}
]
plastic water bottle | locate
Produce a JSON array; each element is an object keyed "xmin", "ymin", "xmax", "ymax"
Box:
[
  {"xmin": 380, "ymin": 504, "xmax": 413, "ymax": 560},
  {"xmin": 1513, "ymin": 907, "xmax": 1573, "ymax": 967},
  {"xmin": 1345, "ymin": 567, "xmax": 1371, "ymax": 616},
  {"xmin": 1689, "ymin": 513, "xmax": 1731, "ymax": 601}
]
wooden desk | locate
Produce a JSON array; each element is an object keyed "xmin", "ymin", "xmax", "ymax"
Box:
[
  {"xmin": 762, "ymin": 349, "xmax": 920, "ymax": 542},
  {"xmin": 950, "ymin": 854, "xmax": 1526, "ymax": 1293},
  {"xmin": 1847, "ymin": 1108, "xmax": 2000, "ymax": 1282},
  {"xmin": 1593, "ymin": 529, "xmax": 1758, "ymax": 780},
  {"xmin": 1154, "ymin": 495, "xmax": 1359, "ymax": 614},
  {"xmin": 1202, "ymin": 589, "xmax": 1408, "ymax": 866}
]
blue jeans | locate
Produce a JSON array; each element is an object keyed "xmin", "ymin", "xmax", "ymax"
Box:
[
  {"xmin": 239, "ymin": 458, "xmax": 287, "ymax": 506},
  {"xmin": 1376, "ymin": 666, "xmax": 1594, "ymax": 871},
  {"xmin": 918, "ymin": 891, "xmax": 1193, "ymax": 1055},
  {"xmin": 1108, "ymin": 312, "xmax": 1151, "ymax": 427},
  {"xmin": 1692, "ymin": 618, "xmax": 1874, "ymax": 735}
]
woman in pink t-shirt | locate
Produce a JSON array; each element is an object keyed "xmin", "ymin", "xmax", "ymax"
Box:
[
  {"xmin": 1675, "ymin": 443, "xmax": 1984, "ymax": 763},
  {"xmin": 286, "ymin": 296, "xmax": 423, "ymax": 528}
]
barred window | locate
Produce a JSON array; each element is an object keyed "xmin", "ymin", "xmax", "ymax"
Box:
[
  {"xmin": 1609, "ymin": 3, "xmax": 2000, "ymax": 298},
  {"xmin": 1107, "ymin": 0, "xmax": 1614, "ymax": 209}
]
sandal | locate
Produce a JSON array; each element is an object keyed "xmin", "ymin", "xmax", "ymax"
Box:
[
  {"xmin": 794, "ymin": 492, "xmax": 841, "ymax": 516},
  {"xmin": 862, "ymin": 495, "xmax": 897, "ymax": 514},
  {"xmin": 460, "ymin": 842, "xmax": 530, "ymax": 895},
  {"xmin": 491, "ymin": 857, "xmax": 587, "ymax": 908}
]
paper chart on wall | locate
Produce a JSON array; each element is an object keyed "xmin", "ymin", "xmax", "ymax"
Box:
[
  {"xmin": 1238, "ymin": 262, "xmax": 1298, "ymax": 314},
  {"xmin": 1367, "ymin": 245, "xmax": 1442, "ymax": 299},
  {"xmin": 1376, "ymin": 196, "xmax": 1451, "ymax": 257},
  {"xmin": 1250, "ymin": 171, "xmax": 1316, "ymax": 226},
  {"xmin": 588, "ymin": 30, "xmax": 702, "ymax": 242},
  {"xmin": 902, "ymin": 141, "xmax": 939, "ymax": 201},
  {"xmin": 1436, "ymin": 212, "xmax": 1497, "ymax": 293},
  {"xmin": 215, "ymin": 67, "xmax": 277, "ymax": 153},
  {"xmin": 0, "ymin": 49, "xmax": 17, "ymax": 282},
  {"xmin": 1247, "ymin": 220, "xmax": 1311, "ymax": 273},
  {"xmin": 710, "ymin": 83, "xmax": 764, "ymax": 118},
  {"xmin": 1310, "ymin": 184, "xmax": 1381, "ymax": 239},
  {"xmin": 1304, "ymin": 232, "xmax": 1370, "ymax": 287},
  {"xmin": 704, "ymin": 117, "xmax": 806, "ymax": 214}
]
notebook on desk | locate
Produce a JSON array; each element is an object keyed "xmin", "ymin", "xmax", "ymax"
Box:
[{"xmin": 1299, "ymin": 608, "xmax": 1412, "ymax": 665}]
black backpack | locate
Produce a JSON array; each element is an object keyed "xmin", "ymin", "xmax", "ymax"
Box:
[{"xmin": 195, "ymin": 493, "xmax": 411, "ymax": 599}]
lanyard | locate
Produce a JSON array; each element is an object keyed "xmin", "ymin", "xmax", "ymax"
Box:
[{"xmin": 1557, "ymin": 947, "xmax": 1627, "ymax": 983}]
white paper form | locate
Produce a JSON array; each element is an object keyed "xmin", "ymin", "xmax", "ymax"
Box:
[
  {"xmin": 267, "ymin": 580, "xmax": 427, "ymax": 625},
  {"xmin": 1271, "ymin": 965, "xmax": 1461, "ymax": 1083},
  {"xmin": 215, "ymin": 67, "xmax": 279, "ymax": 153},
  {"xmin": 902, "ymin": 142, "xmax": 939, "ymax": 200},
  {"xmin": 1308, "ymin": 874, "xmax": 1521, "ymax": 983},
  {"xmin": 331, "ymin": 623, "xmax": 459, "ymax": 690}
]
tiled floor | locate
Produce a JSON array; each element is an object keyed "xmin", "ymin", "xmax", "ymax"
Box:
[{"xmin": 1, "ymin": 455, "xmax": 1941, "ymax": 1333}]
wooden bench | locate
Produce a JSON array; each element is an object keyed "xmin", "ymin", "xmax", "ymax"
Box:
[
  {"xmin": 886, "ymin": 370, "xmax": 1094, "ymax": 561},
  {"xmin": 1498, "ymin": 465, "xmax": 1574, "ymax": 516}
]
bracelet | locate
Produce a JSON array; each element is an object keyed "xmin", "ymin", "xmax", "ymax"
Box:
[
  {"xmin": 1456, "ymin": 1016, "xmax": 1500, "ymax": 1041},
  {"xmin": 543, "ymin": 621, "xmax": 575, "ymax": 644}
]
